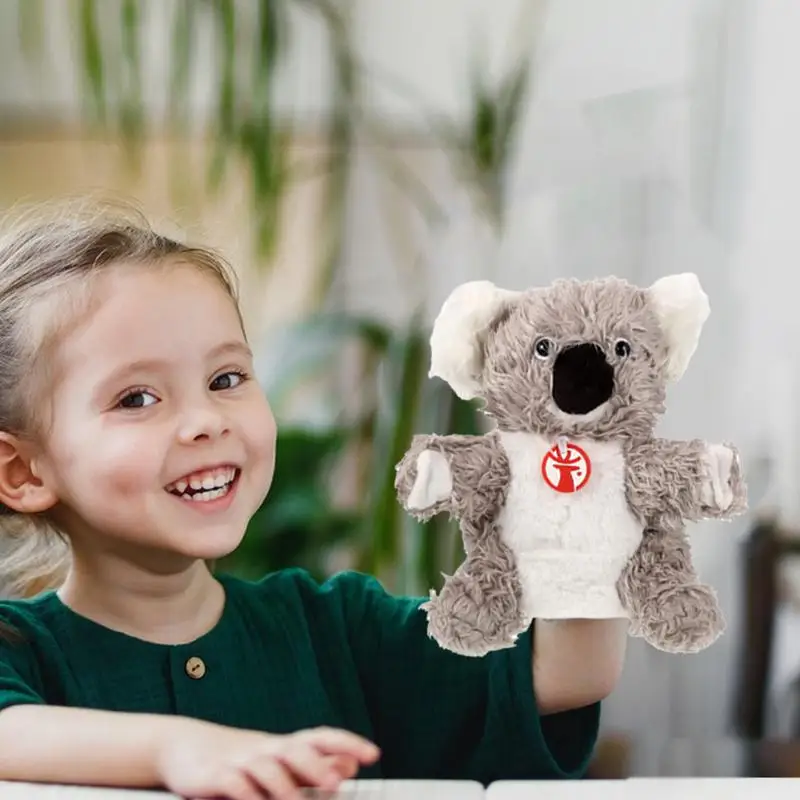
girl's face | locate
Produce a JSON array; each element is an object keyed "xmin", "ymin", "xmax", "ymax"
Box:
[{"xmin": 32, "ymin": 261, "xmax": 276, "ymax": 570}]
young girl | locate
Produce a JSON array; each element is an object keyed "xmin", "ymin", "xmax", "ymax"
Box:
[{"xmin": 0, "ymin": 200, "xmax": 627, "ymax": 798}]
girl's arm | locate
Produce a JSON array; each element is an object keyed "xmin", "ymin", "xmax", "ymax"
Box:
[
  {"xmin": 335, "ymin": 570, "xmax": 603, "ymax": 781},
  {"xmin": 532, "ymin": 618, "xmax": 628, "ymax": 714},
  {"xmin": 0, "ymin": 704, "xmax": 379, "ymax": 798},
  {"xmin": 0, "ymin": 705, "xmax": 172, "ymax": 787}
]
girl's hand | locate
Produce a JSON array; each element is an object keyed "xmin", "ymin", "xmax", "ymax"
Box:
[{"xmin": 156, "ymin": 719, "xmax": 380, "ymax": 800}]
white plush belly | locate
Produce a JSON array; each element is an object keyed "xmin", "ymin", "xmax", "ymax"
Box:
[{"xmin": 497, "ymin": 431, "xmax": 643, "ymax": 619}]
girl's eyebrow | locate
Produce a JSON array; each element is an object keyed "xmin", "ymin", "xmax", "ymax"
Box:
[
  {"xmin": 92, "ymin": 341, "xmax": 254, "ymax": 398},
  {"xmin": 206, "ymin": 340, "xmax": 253, "ymax": 360},
  {"xmin": 94, "ymin": 357, "xmax": 171, "ymax": 394}
]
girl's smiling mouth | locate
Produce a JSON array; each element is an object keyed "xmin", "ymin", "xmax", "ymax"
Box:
[{"xmin": 165, "ymin": 465, "xmax": 241, "ymax": 507}]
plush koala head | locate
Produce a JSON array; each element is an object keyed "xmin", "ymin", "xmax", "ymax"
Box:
[{"xmin": 428, "ymin": 274, "xmax": 709, "ymax": 439}]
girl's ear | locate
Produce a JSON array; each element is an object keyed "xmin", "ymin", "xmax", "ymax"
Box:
[{"xmin": 0, "ymin": 433, "xmax": 58, "ymax": 514}]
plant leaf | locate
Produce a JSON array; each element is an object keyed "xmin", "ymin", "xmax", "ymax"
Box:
[
  {"xmin": 258, "ymin": 312, "xmax": 392, "ymax": 411},
  {"xmin": 77, "ymin": 0, "xmax": 106, "ymax": 122},
  {"xmin": 168, "ymin": 0, "xmax": 196, "ymax": 129},
  {"xmin": 207, "ymin": 0, "xmax": 237, "ymax": 191},
  {"xmin": 357, "ymin": 320, "xmax": 428, "ymax": 588},
  {"xmin": 18, "ymin": 0, "xmax": 44, "ymax": 61}
]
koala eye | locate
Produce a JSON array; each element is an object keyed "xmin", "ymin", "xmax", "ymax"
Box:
[
  {"xmin": 534, "ymin": 337, "xmax": 554, "ymax": 359},
  {"xmin": 614, "ymin": 339, "xmax": 632, "ymax": 358}
]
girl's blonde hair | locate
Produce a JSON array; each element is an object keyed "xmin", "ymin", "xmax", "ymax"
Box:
[{"xmin": 0, "ymin": 197, "xmax": 240, "ymax": 599}]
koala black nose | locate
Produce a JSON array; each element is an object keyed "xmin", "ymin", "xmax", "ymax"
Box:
[{"xmin": 551, "ymin": 343, "xmax": 614, "ymax": 415}]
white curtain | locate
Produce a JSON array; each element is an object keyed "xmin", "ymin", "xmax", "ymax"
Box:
[{"xmin": 728, "ymin": 0, "xmax": 800, "ymax": 737}]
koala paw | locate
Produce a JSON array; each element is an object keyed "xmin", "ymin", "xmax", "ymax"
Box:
[
  {"xmin": 700, "ymin": 443, "xmax": 741, "ymax": 514},
  {"xmin": 405, "ymin": 449, "xmax": 452, "ymax": 512},
  {"xmin": 636, "ymin": 584, "xmax": 724, "ymax": 654},
  {"xmin": 422, "ymin": 572, "xmax": 525, "ymax": 657}
]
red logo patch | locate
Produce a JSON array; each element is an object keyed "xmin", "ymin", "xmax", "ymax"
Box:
[{"xmin": 541, "ymin": 440, "xmax": 591, "ymax": 493}]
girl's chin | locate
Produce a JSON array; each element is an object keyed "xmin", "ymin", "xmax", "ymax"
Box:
[{"xmin": 146, "ymin": 530, "xmax": 246, "ymax": 568}]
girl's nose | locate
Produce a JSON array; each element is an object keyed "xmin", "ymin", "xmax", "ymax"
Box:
[{"xmin": 177, "ymin": 410, "xmax": 230, "ymax": 444}]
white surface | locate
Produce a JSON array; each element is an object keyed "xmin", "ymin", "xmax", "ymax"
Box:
[
  {"xmin": 488, "ymin": 778, "xmax": 800, "ymax": 799},
  {"xmin": 304, "ymin": 783, "xmax": 484, "ymax": 800},
  {"xmin": 0, "ymin": 785, "xmax": 172, "ymax": 798},
  {"xmin": 12, "ymin": 779, "xmax": 800, "ymax": 799},
  {"xmin": 0, "ymin": 780, "xmax": 484, "ymax": 799}
]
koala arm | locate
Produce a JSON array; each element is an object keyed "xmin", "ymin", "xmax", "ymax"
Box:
[
  {"xmin": 625, "ymin": 437, "xmax": 747, "ymax": 523},
  {"xmin": 395, "ymin": 431, "xmax": 508, "ymax": 521}
]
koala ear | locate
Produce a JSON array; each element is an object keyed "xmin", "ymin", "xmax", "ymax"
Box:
[
  {"xmin": 428, "ymin": 280, "xmax": 520, "ymax": 399},
  {"xmin": 647, "ymin": 272, "xmax": 710, "ymax": 382}
]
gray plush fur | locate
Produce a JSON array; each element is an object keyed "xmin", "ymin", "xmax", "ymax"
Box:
[
  {"xmin": 398, "ymin": 432, "xmax": 526, "ymax": 654},
  {"xmin": 395, "ymin": 275, "xmax": 747, "ymax": 657}
]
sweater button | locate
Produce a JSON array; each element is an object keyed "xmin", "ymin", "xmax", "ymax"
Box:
[{"xmin": 185, "ymin": 656, "xmax": 206, "ymax": 679}]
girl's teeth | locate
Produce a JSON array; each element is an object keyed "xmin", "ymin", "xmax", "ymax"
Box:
[
  {"xmin": 168, "ymin": 468, "xmax": 237, "ymax": 497},
  {"xmin": 190, "ymin": 486, "xmax": 228, "ymax": 502}
]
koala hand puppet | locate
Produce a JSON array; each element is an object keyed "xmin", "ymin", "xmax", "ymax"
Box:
[{"xmin": 394, "ymin": 274, "xmax": 747, "ymax": 657}]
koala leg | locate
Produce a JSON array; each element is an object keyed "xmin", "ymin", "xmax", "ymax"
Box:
[
  {"xmin": 617, "ymin": 524, "xmax": 724, "ymax": 654},
  {"xmin": 422, "ymin": 527, "xmax": 528, "ymax": 657}
]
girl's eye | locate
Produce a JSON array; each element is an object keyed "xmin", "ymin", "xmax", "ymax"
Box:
[
  {"xmin": 210, "ymin": 370, "xmax": 248, "ymax": 391},
  {"xmin": 118, "ymin": 390, "xmax": 158, "ymax": 409}
]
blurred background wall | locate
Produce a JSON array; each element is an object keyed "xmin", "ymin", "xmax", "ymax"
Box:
[{"xmin": 1, "ymin": 0, "xmax": 799, "ymax": 751}]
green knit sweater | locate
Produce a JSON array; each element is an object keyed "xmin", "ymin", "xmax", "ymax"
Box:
[{"xmin": 0, "ymin": 568, "xmax": 599, "ymax": 783}]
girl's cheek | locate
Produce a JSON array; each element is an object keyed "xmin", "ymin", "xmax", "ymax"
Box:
[{"xmin": 82, "ymin": 433, "xmax": 164, "ymax": 494}]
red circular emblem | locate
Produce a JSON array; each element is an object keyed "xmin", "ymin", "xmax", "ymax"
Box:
[{"xmin": 541, "ymin": 441, "xmax": 592, "ymax": 493}]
